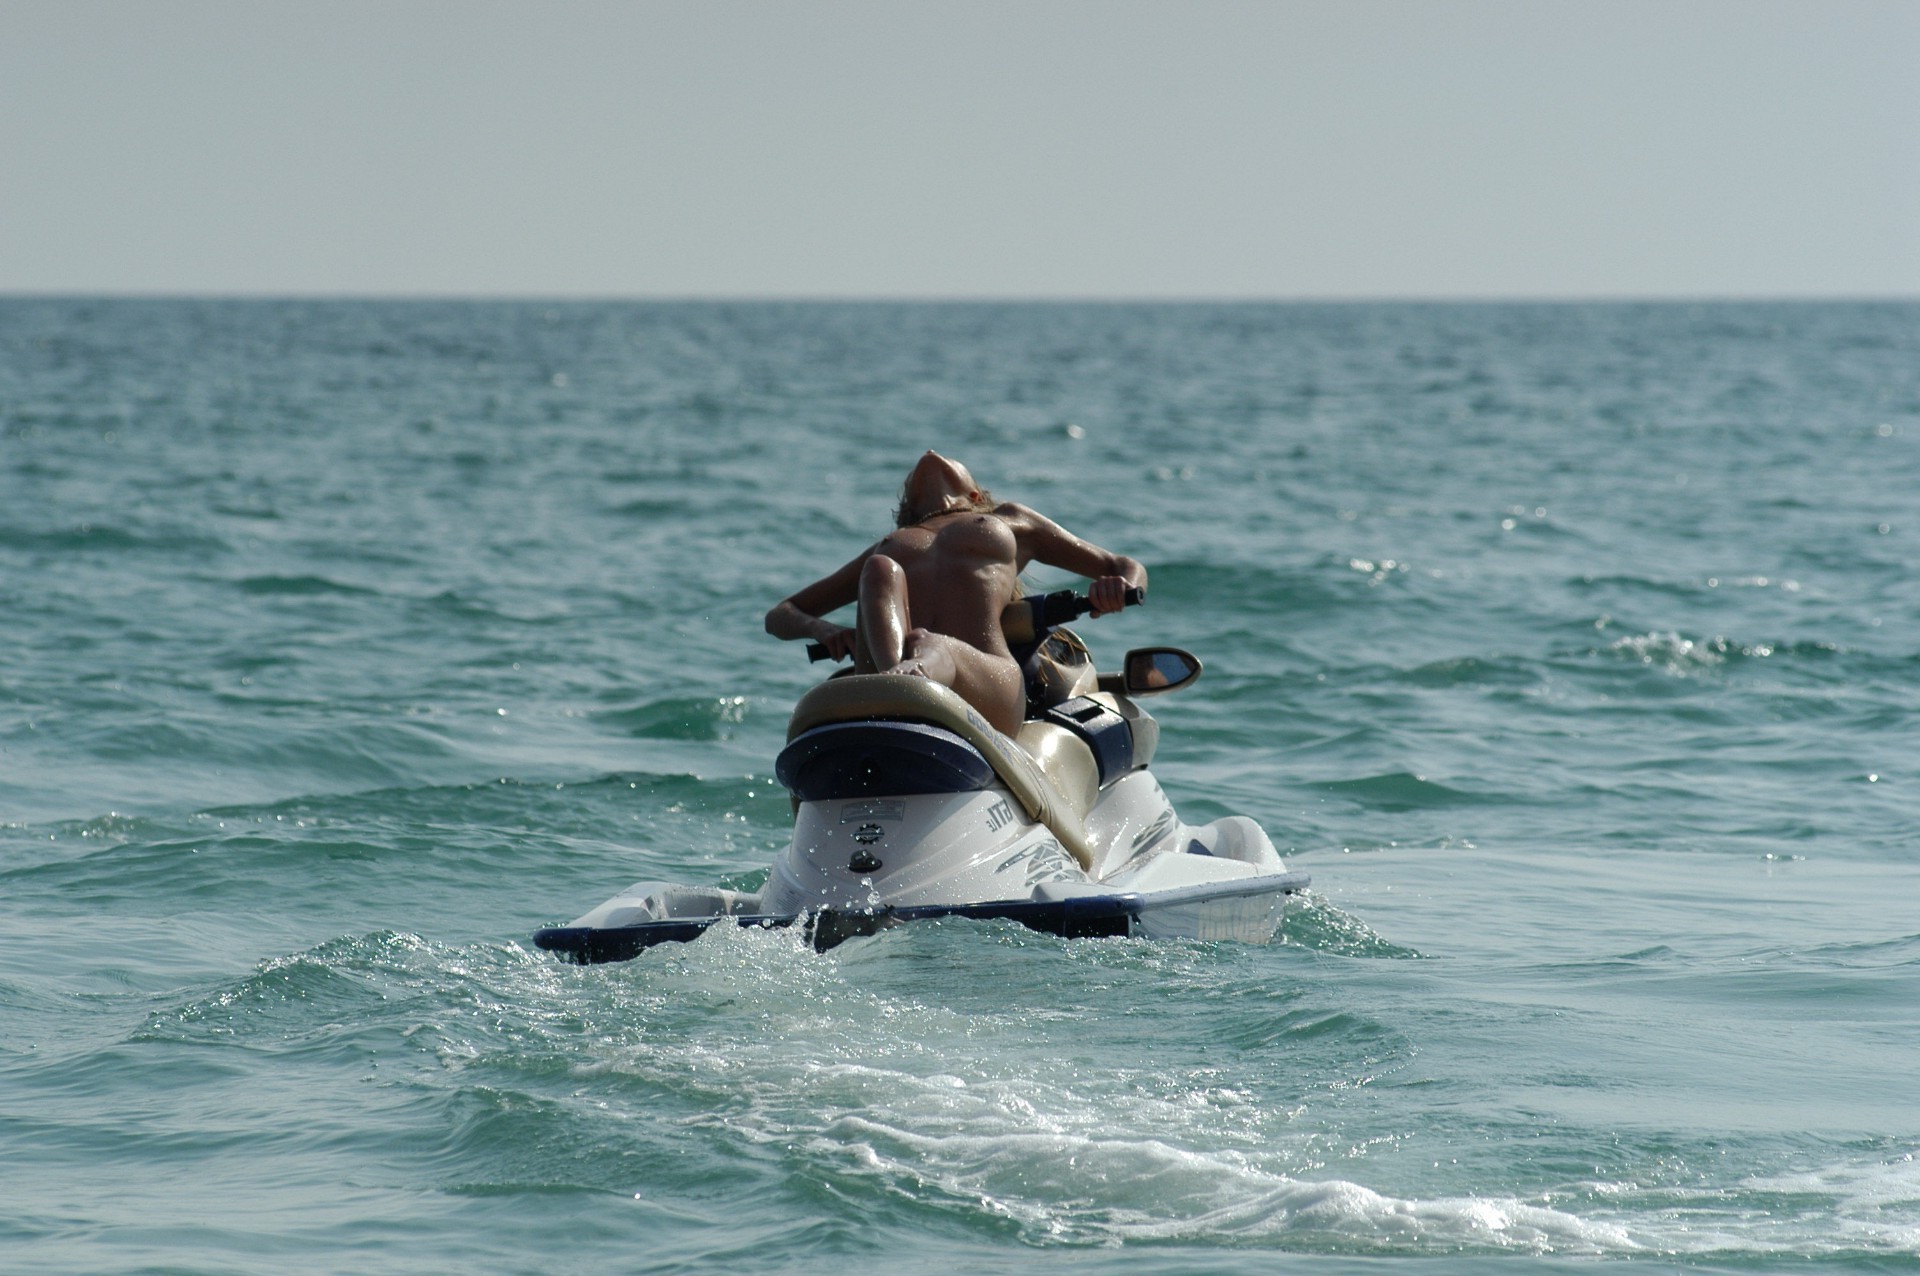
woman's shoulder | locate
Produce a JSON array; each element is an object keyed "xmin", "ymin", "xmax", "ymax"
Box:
[
  {"xmin": 875, "ymin": 524, "xmax": 936, "ymax": 554},
  {"xmin": 990, "ymin": 500, "xmax": 1039, "ymax": 526},
  {"xmin": 991, "ymin": 501, "xmax": 1071, "ymax": 540}
]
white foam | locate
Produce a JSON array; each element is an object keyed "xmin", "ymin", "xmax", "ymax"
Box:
[
  {"xmin": 526, "ymin": 930, "xmax": 1920, "ymax": 1258},
  {"xmin": 807, "ymin": 1115, "xmax": 1638, "ymax": 1252}
]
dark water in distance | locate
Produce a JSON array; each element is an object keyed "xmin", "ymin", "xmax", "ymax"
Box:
[{"xmin": 3, "ymin": 298, "xmax": 1918, "ymax": 1273}]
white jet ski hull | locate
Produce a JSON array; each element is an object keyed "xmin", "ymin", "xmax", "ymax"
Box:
[{"xmin": 535, "ymin": 773, "xmax": 1307, "ymax": 961}]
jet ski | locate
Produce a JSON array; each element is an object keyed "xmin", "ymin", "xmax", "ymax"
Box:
[{"xmin": 535, "ymin": 590, "xmax": 1308, "ymax": 962}]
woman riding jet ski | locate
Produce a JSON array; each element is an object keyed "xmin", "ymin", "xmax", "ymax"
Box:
[
  {"xmin": 765, "ymin": 450, "xmax": 1146, "ymax": 736},
  {"xmin": 534, "ymin": 454, "xmax": 1307, "ymax": 961}
]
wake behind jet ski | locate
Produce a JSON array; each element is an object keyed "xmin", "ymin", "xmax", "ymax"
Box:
[{"xmin": 535, "ymin": 588, "xmax": 1308, "ymax": 961}]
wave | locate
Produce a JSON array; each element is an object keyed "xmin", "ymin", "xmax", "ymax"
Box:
[
  {"xmin": 0, "ymin": 522, "xmax": 232, "ymax": 556},
  {"xmin": 1317, "ymin": 772, "xmax": 1507, "ymax": 812},
  {"xmin": 593, "ymin": 695, "xmax": 756, "ymax": 741},
  {"xmin": 1142, "ymin": 557, "xmax": 1433, "ymax": 622},
  {"xmin": 65, "ymin": 711, "xmax": 458, "ymax": 781},
  {"xmin": 815, "ymin": 1114, "xmax": 1640, "ymax": 1253},
  {"xmin": 1595, "ymin": 631, "xmax": 1844, "ymax": 673},
  {"xmin": 233, "ymin": 573, "xmax": 379, "ymax": 597},
  {"xmin": 1280, "ymin": 894, "xmax": 1424, "ymax": 959},
  {"xmin": 1392, "ymin": 655, "xmax": 1542, "ymax": 689},
  {"xmin": 0, "ymin": 771, "xmax": 790, "ymax": 925}
]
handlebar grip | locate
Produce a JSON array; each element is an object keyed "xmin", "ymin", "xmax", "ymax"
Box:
[{"xmin": 1035, "ymin": 585, "xmax": 1145, "ymax": 624}]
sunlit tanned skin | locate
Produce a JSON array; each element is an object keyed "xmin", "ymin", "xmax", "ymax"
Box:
[{"xmin": 765, "ymin": 451, "xmax": 1148, "ymax": 736}]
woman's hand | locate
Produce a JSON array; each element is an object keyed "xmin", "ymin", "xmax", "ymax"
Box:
[
  {"xmin": 813, "ymin": 623, "xmax": 858, "ymax": 661},
  {"xmin": 1087, "ymin": 574, "xmax": 1134, "ymax": 616}
]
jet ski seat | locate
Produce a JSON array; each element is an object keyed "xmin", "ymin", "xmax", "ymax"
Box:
[{"xmin": 787, "ymin": 675, "xmax": 1100, "ymax": 871}]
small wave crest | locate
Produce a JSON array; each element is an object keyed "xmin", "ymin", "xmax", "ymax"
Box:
[
  {"xmin": 1281, "ymin": 894, "xmax": 1424, "ymax": 959},
  {"xmin": 233, "ymin": 573, "xmax": 378, "ymax": 597},
  {"xmin": 1319, "ymin": 772, "xmax": 1502, "ymax": 812},
  {"xmin": 1602, "ymin": 630, "xmax": 1839, "ymax": 673},
  {"xmin": 593, "ymin": 695, "xmax": 755, "ymax": 741},
  {"xmin": 0, "ymin": 522, "xmax": 231, "ymax": 557},
  {"xmin": 135, "ymin": 930, "xmax": 559, "ymax": 1059},
  {"xmin": 813, "ymin": 1114, "xmax": 1636, "ymax": 1253},
  {"xmin": 1735, "ymin": 1151, "xmax": 1920, "ymax": 1251}
]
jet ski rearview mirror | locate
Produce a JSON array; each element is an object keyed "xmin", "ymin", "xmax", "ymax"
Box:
[{"xmin": 1122, "ymin": 648, "xmax": 1202, "ymax": 695}]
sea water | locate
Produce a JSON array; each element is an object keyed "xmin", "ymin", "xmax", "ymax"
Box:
[{"xmin": 2, "ymin": 298, "xmax": 1917, "ymax": 1273}]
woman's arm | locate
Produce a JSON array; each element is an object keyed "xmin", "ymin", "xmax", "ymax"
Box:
[
  {"xmin": 764, "ymin": 547, "xmax": 870, "ymax": 658},
  {"xmin": 999, "ymin": 503, "xmax": 1147, "ymax": 615}
]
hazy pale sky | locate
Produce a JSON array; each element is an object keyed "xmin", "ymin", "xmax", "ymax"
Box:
[{"xmin": 4, "ymin": 0, "xmax": 1916, "ymax": 299}]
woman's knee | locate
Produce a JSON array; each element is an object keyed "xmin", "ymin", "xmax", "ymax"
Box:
[{"xmin": 860, "ymin": 554, "xmax": 905, "ymax": 595}]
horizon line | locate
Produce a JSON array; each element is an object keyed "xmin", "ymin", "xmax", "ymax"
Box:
[{"xmin": 5, "ymin": 289, "xmax": 1918, "ymax": 306}]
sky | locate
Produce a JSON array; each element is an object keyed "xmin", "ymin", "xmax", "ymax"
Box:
[{"xmin": 3, "ymin": 0, "xmax": 1916, "ymax": 300}]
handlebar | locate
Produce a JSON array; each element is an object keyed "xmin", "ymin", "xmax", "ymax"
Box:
[
  {"xmin": 1013, "ymin": 585, "xmax": 1147, "ymax": 635},
  {"xmin": 806, "ymin": 586, "xmax": 1144, "ymax": 662}
]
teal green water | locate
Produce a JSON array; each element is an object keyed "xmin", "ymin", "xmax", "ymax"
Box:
[{"xmin": 4, "ymin": 299, "xmax": 1918, "ymax": 1272}]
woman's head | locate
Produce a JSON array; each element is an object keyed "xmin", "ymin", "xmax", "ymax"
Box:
[{"xmin": 895, "ymin": 450, "xmax": 995, "ymax": 526}]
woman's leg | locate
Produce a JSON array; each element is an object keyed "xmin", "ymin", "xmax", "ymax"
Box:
[
  {"xmin": 856, "ymin": 555, "xmax": 910, "ymax": 673},
  {"xmin": 856, "ymin": 553, "xmax": 1025, "ymax": 734}
]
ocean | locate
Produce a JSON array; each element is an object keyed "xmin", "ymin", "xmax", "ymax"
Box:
[{"xmin": 3, "ymin": 297, "xmax": 1917, "ymax": 1273}]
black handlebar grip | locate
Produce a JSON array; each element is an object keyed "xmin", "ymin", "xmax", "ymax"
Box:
[{"xmin": 1048, "ymin": 585, "xmax": 1145, "ymax": 621}]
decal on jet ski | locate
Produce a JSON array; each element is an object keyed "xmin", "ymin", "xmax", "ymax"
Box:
[
  {"xmin": 995, "ymin": 839, "xmax": 1077, "ymax": 887},
  {"xmin": 839, "ymin": 799, "xmax": 906, "ymax": 824},
  {"xmin": 1129, "ymin": 807, "xmax": 1177, "ymax": 853},
  {"xmin": 984, "ymin": 799, "xmax": 1014, "ymax": 832}
]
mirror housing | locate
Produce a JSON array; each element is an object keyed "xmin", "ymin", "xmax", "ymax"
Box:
[{"xmin": 1122, "ymin": 647, "xmax": 1202, "ymax": 696}]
